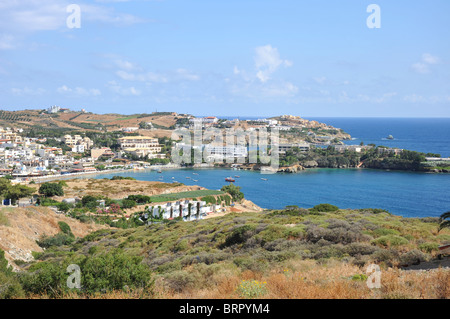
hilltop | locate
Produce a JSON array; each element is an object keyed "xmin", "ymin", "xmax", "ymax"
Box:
[{"xmin": 0, "ymin": 109, "xmax": 184, "ymax": 136}]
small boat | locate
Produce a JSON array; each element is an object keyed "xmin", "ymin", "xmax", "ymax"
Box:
[
  {"xmin": 261, "ymin": 178, "xmax": 268, "ymax": 181},
  {"xmin": 225, "ymin": 177, "xmax": 235, "ymax": 182},
  {"xmin": 386, "ymin": 135, "xmax": 394, "ymax": 140},
  {"xmin": 234, "ymin": 175, "xmax": 240, "ymax": 178},
  {"xmin": 192, "ymin": 179, "xmax": 198, "ymax": 182},
  {"xmin": 157, "ymin": 169, "xmax": 162, "ymax": 173},
  {"xmin": 186, "ymin": 176, "xmax": 191, "ymax": 179},
  {"xmin": 193, "ymin": 173, "xmax": 199, "ymax": 175}
]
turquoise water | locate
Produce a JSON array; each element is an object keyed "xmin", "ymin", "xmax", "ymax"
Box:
[
  {"xmin": 93, "ymin": 168, "xmax": 450, "ymax": 218},
  {"xmin": 89, "ymin": 118, "xmax": 450, "ymax": 218}
]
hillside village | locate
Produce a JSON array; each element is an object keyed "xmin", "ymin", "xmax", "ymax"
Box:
[{"xmin": 0, "ymin": 107, "xmax": 354, "ymax": 181}]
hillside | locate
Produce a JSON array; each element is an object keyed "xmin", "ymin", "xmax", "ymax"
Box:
[
  {"xmin": 0, "ymin": 109, "xmax": 183, "ymax": 134},
  {"xmin": 0, "ymin": 206, "xmax": 107, "ymax": 270},
  {"xmin": 7, "ymin": 206, "xmax": 450, "ymax": 299}
]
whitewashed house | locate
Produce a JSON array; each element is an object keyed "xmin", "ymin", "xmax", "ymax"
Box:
[{"xmin": 147, "ymin": 199, "xmax": 214, "ymax": 222}]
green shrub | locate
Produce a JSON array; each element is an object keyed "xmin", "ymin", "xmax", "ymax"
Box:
[
  {"xmin": 36, "ymin": 232, "xmax": 75, "ymax": 249},
  {"xmin": 223, "ymin": 225, "xmax": 255, "ymax": 247},
  {"xmin": 80, "ymin": 250, "xmax": 153, "ymax": 294},
  {"xmin": 310, "ymin": 203, "xmax": 339, "ymax": 213},
  {"xmin": 351, "ymin": 274, "xmax": 368, "ymax": 282},
  {"xmin": 58, "ymin": 221, "xmax": 72, "ymax": 235},
  {"xmin": 399, "ymin": 249, "xmax": 428, "ymax": 266},
  {"xmin": 0, "ymin": 272, "xmax": 25, "ymax": 299},
  {"xmin": 418, "ymin": 242, "xmax": 439, "ymax": 253},
  {"xmin": 236, "ymin": 280, "xmax": 267, "ymax": 299},
  {"xmin": 371, "ymin": 235, "xmax": 409, "ymax": 247},
  {"xmin": 121, "ymin": 199, "xmax": 137, "ymax": 209},
  {"xmin": 373, "ymin": 228, "xmax": 400, "ymax": 237}
]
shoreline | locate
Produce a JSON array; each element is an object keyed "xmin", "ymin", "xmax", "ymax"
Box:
[{"xmin": 23, "ymin": 162, "xmax": 449, "ymax": 185}]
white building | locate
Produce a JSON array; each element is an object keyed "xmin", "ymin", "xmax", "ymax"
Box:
[
  {"xmin": 47, "ymin": 105, "xmax": 60, "ymax": 114},
  {"xmin": 278, "ymin": 143, "xmax": 310, "ymax": 154},
  {"xmin": 146, "ymin": 200, "xmax": 216, "ymax": 222},
  {"xmin": 203, "ymin": 145, "xmax": 248, "ymax": 161}
]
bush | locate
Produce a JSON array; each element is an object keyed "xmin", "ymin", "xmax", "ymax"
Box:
[
  {"xmin": 163, "ymin": 270, "xmax": 200, "ymax": 292},
  {"xmin": 373, "ymin": 228, "xmax": 400, "ymax": 237},
  {"xmin": 126, "ymin": 195, "xmax": 151, "ymax": 204},
  {"xmin": 0, "ymin": 272, "xmax": 24, "ymax": 299},
  {"xmin": 310, "ymin": 203, "xmax": 339, "ymax": 213},
  {"xmin": 418, "ymin": 242, "xmax": 439, "ymax": 253},
  {"xmin": 223, "ymin": 225, "xmax": 255, "ymax": 247},
  {"xmin": 58, "ymin": 221, "xmax": 72, "ymax": 235},
  {"xmin": 371, "ymin": 235, "xmax": 409, "ymax": 247},
  {"xmin": 121, "ymin": 199, "xmax": 137, "ymax": 209},
  {"xmin": 399, "ymin": 249, "xmax": 429, "ymax": 266},
  {"xmin": 370, "ymin": 249, "xmax": 399, "ymax": 267},
  {"xmin": 80, "ymin": 250, "xmax": 153, "ymax": 294},
  {"xmin": 236, "ymin": 280, "xmax": 267, "ymax": 298},
  {"xmin": 19, "ymin": 262, "xmax": 68, "ymax": 297},
  {"xmin": 36, "ymin": 232, "xmax": 75, "ymax": 249}
]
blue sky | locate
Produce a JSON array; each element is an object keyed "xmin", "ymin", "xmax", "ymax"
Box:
[{"xmin": 0, "ymin": 0, "xmax": 449, "ymax": 117}]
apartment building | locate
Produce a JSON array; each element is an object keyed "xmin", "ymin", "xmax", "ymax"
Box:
[{"xmin": 119, "ymin": 136, "xmax": 162, "ymax": 158}]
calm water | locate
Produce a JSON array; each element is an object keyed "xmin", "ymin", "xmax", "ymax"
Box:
[
  {"xmin": 92, "ymin": 118, "xmax": 450, "ymax": 218},
  {"xmin": 94, "ymin": 168, "xmax": 450, "ymax": 218}
]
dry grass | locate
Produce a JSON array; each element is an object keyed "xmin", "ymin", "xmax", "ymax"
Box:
[
  {"xmin": 20, "ymin": 260, "xmax": 449, "ymax": 299},
  {"xmin": 152, "ymin": 260, "xmax": 450, "ymax": 300}
]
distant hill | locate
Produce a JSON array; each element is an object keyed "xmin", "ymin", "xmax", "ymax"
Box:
[{"xmin": 0, "ymin": 109, "xmax": 187, "ymax": 133}]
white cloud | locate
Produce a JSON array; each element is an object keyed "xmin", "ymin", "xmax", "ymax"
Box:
[
  {"xmin": 175, "ymin": 69, "xmax": 200, "ymax": 81},
  {"xmin": 107, "ymin": 81, "xmax": 141, "ymax": 96},
  {"xmin": 411, "ymin": 53, "xmax": 441, "ymax": 74},
  {"xmin": 116, "ymin": 70, "xmax": 168, "ymax": 83},
  {"xmin": 11, "ymin": 87, "xmax": 46, "ymax": 95},
  {"xmin": 112, "ymin": 57, "xmax": 199, "ymax": 84},
  {"xmin": 313, "ymin": 77, "xmax": 327, "ymax": 85},
  {"xmin": 422, "ymin": 53, "xmax": 440, "ymax": 65},
  {"xmin": 57, "ymin": 85, "xmax": 101, "ymax": 96},
  {"xmin": 0, "ymin": 34, "xmax": 15, "ymax": 50},
  {"xmin": 0, "ymin": 0, "xmax": 146, "ymax": 35},
  {"xmin": 254, "ymin": 45, "xmax": 292, "ymax": 83}
]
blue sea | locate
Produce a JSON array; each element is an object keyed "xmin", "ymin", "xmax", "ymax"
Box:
[
  {"xmin": 94, "ymin": 118, "xmax": 450, "ymax": 218},
  {"xmin": 306, "ymin": 117, "xmax": 450, "ymax": 157}
]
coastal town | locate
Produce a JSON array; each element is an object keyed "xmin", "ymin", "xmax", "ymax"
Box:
[{"xmin": 0, "ymin": 107, "xmax": 357, "ymax": 182}]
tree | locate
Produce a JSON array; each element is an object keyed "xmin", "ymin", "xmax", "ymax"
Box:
[
  {"xmin": 439, "ymin": 211, "xmax": 450, "ymax": 232},
  {"xmin": 121, "ymin": 199, "xmax": 136, "ymax": 209},
  {"xmin": 39, "ymin": 182, "xmax": 64, "ymax": 197},
  {"xmin": 221, "ymin": 183, "xmax": 244, "ymax": 202},
  {"xmin": 4, "ymin": 184, "xmax": 35, "ymax": 204},
  {"xmin": 0, "ymin": 178, "xmax": 11, "ymax": 196}
]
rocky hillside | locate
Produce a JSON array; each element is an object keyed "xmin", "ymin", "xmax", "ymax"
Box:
[{"xmin": 0, "ymin": 206, "xmax": 107, "ymax": 270}]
